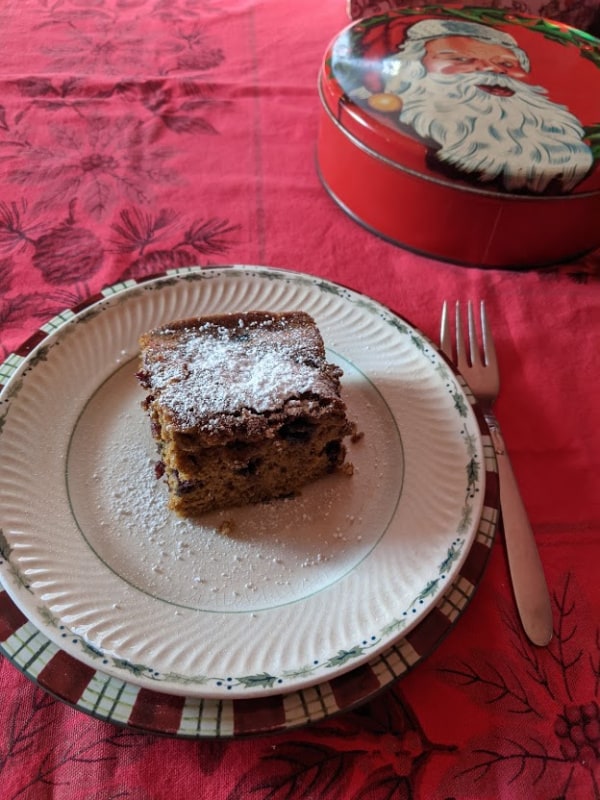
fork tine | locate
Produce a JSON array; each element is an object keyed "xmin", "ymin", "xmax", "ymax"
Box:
[
  {"xmin": 467, "ymin": 300, "xmax": 482, "ymax": 367},
  {"xmin": 454, "ymin": 301, "xmax": 468, "ymax": 371},
  {"xmin": 480, "ymin": 301, "xmax": 497, "ymax": 369},
  {"xmin": 440, "ymin": 301, "xmax": 452, "ymax": 359}
]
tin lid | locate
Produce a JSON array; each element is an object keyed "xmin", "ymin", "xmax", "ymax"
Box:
[{"xmin": 320, "ymin": 7, "xmax": 600, "ymax": 197}]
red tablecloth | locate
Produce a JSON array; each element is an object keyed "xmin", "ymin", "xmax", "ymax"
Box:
[{"xmin": 1, "ymin": 2, "xmax": 599, "ymax": 798}]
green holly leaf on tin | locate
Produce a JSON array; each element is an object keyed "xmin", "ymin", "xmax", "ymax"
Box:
[
  {"xmin": 326, "ymin": 646, "xmax": 365, "ymax": 667},
  {"xmin": 580, "ymin": 47, "xmax": 600, "ymax": 73},
  {"xmin": 584, "ymin": 124, "xmax": 600, "ymax": 161},
  {"xmin": 237, "ymin": 672, "xmax": 279, "ymax": 689},
  {"xmin": 440, "ymin": 6, "xmax": 600, "ymax": 69}
]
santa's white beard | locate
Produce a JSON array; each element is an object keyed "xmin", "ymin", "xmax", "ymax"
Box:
[{"xmin": 395, "ymin": 69, "xmax": 593, "ymax": 192}]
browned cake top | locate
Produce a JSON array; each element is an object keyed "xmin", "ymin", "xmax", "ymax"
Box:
[{"xmin": 138, "ymin": 311, "xmax": 344, "ymax": 432}]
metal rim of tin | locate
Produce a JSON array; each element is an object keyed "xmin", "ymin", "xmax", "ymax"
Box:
[{"xmin": 317, "ymin": 75, "xmax": 600, "ymax": 203}]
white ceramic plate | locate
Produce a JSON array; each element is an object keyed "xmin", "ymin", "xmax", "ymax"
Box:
[{"xmin": 0, "ymin": 266, "xmax": 485, "ymax": 699}]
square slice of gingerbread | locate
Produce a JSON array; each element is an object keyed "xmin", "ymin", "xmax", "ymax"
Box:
[{"xmin": 137, "ymin": 311, "xmax": 355, "ymax": 516}]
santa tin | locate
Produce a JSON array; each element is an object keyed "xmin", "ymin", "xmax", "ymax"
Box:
[{"xmin": 317, "ymin": 7, "xmax": 600, "ymax": 267}]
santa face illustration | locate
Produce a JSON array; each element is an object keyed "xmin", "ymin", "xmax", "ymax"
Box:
[{"xmin": 356, "ymin": 20, "xmax": 594, "ymax": 193}]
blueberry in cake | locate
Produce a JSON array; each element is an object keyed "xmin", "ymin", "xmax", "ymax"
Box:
[{"xmin": 136, "ymin": 311, "xmax": 355, "ymax": 516}]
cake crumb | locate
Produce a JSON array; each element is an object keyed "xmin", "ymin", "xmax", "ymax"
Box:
[{"xmin": 351, "ymin": 427, "xmax": 364, "ymax": 443}]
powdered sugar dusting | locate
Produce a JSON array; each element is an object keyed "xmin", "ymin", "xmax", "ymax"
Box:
[
  {"xmin": 66, "ymin": 356, "xmax": 401, "ymax": 615},
  {"xmin": 142, "ymin": 315, "xmax": 340, "ymax": 428}
]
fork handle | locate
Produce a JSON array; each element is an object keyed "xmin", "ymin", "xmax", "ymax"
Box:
[{"xmin": 486, "ymin": 416, "xmax": 553, "ymax": 646}]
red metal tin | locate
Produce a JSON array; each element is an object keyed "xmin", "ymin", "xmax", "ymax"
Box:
[{"xmin": 317, "ymin": 7, "xmax": 600, "ymax": 267}]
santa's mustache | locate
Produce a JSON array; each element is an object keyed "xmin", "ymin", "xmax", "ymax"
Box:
[
  {"xmin": 396, "ymin": 67, "xmax": 593, "ymax": 192},
  {"xmin": 408, "ymin": 69, "xmax": 549, "ymax": 103}
]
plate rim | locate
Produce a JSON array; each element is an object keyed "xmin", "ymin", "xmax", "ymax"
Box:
[
  {"xmin": 0, "ymin": 264, "xmax": 491, "ymax": 701},
  {"xmin": 0, "ymin": 487, "xmax": 498, "ymax": 737}
]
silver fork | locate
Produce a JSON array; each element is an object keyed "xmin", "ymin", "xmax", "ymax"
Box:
[{"xmin": 440, "ymin": 301, "xmax": 553, "ymax": 647}]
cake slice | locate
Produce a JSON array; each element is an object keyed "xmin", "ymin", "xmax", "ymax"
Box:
[{"xmin": 137, "ymin": 310, "xmax": 355, "ymax": 516}]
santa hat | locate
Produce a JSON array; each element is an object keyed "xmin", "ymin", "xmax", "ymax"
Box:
[{"xmin": 405, "ymin": 18, "xmax": 530, "ymax": 72}]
